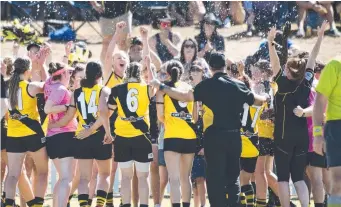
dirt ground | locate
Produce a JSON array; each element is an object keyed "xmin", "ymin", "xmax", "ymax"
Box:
[
  {"xmin": 1, "ymin": 21, "xmax": 341, "ymax": 63},
  {"xmin": 2, "ymin": 21, "xmax": 340, "ymax": 206}
]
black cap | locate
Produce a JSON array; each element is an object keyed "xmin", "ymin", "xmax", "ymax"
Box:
[
  {"xmin": 208, "ymin": 51, "xmax": 226, "ymax": 69},
  {"xmin": 26, "ymin": 42, "xmax": 40, "ymax": 51}
]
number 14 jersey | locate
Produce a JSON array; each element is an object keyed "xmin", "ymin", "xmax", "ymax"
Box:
[{"xmin": 108, "ymin": 82, "xmax": 150, "ymax": 138}]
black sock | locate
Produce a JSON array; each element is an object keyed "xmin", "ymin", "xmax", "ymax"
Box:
[
  {"xmin": 26, "ymin": 199, "xmax": 36, "ymax": 207},
  {"xmin": 324, "ymin": 194, "xmax": 328, "ymax": 207},
  {"xmin": 240, "ymin": 192, "xmax": 246, "ymax": 206},
  {"xmin": 78, "ymin": 194, "xmax": 89, "ymax": 207},
  {"xmin": 1, "ymin": 192, "xmax": 5, "ymax": 205},
  {"xmin": 106, "ymin": 192, "xmax": 114, "ymax": 206},
  {"xmin": 182, "ymin": 202, "xmax": 190, "ymax": 207},
  {"xmin": 140, "ymin": 205, "xmax": 148, "ymax": 207},
  {"xmin": 256, "ymin": 198, "xmax": 267, "ymax": 207},
  {"xmin": 34, "ymin": 197, "xmax": 44, "ymax": 207},
  {"xmin": 172, "ymin": 203, "xmax": 181, "ymax": 207},
  {"xmin": 88, "ymin": 198, "xmax": 93, "ymax": 206},
  {"xmin": 96, "ymin": 190, "xmax": 107, "ymax": 207},
  {"xmin": 122, "ymin": 204, "xmax": 131, "ymax": 207},
  {"xmin": 5, "ymin": 198, "xmax": 15, "ymax": 207},
  {"xmin": 315, "ymin": 203, "xmax": 324, "ymax": 207},
  {"xmin": 241, "ymin": 184, "xmax": 255, "ymax": 207}
]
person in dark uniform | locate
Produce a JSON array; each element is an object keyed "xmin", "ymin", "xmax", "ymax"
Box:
[
  {"xmin": 149, "ymin": 12, "xmax": 182, "ymax": 63},
  {"xmin": 150, "ymin": 51, "xmax": 268, "ymax": 207},
  {"xmin": 267, "ymin": 21, "xmax": 327, "ymax": 207}
]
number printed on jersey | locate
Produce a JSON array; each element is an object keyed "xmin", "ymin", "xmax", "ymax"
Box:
[
  {"xmin": 127, "ymin": 88, "xmax": 139, "ymax": 112},
  {"xmin": 241, "ymin": 103, "xmax": 262, "ymax": 128},
  {"xmin": 77, "ymin": 91, "xmax": 98, "ymax": 119}
]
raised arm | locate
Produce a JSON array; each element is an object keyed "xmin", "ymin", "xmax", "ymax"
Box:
[
  {"xmin": 306, "ymin": 21, "xmax": 328, "ymax": 70},
  {"xmin": 267, "ymin": 27, "xmax": 281, "ymax": 77},
  {"xmin": 103, "ymin": 30, "xmax": 118, "ymax": 81},
  {"xmin": 156, "ymin": 91, "xmax": 165, "ymax": 123}
]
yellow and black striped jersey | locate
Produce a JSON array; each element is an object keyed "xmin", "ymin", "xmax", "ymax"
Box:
[
  {"xmin": 105, "ymin": 72, "xmax": 123, "ymax": 89},
  {"xmin": 74, "ymin": 84, "xmax": 103, "ymax": 135},
  {"xmin": 108, "ymin": 82, "xmax": 150, "ymax": 137}
]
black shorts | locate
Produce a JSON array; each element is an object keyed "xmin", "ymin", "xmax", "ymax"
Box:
[
  {"xmin": 307, "ymin": 152, "xmax": 327, "ymax": 168},
  {"xmin": 240, "ymin": 157, "xmax": 258, "ymax": 173},
  {"xmin": 325, "ymin": 120, "xmax": 341, "ymax": 168},
  {"xmin": 6, "ymin": 134, "xmax": 45, "ymax": 153},
  {"xmin": 74, "ymin": 131, "xmax": 112, "ymax": 160},
  {"xmin": 1, "ymin": 119, "xmax": 6, "ymax": 151},
  {"xmin": 114, "ymin": 134, "xmax": 153, "ymax": 163},
  {"xmin": 164, "ymin": 138, "xmax": 196, "ymax": 154},
  {"xmin": 258, "ymin": 138, "xmax": 274, "ymax": 156},
  {"xmin": 46, "ymin": 132, "xmax": 75, "ymax": 159}
]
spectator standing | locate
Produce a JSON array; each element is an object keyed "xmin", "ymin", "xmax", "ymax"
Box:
[
  {"xmin": 91, "ymin": 1, "xmax": 133, "ymax": 62},
  {"xmin": 195, "ymin": 13, "xmax": 225, "ymax": 58}
]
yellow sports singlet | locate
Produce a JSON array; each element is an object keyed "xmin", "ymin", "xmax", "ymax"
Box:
[
  {"xmin": 105, "ymin": 72, "xmax": 123, "ymax": 88},
  {"xmin": 257, "ymin": 82, "xmax": 277, "ymax": 139},
  {"xmin": 241, "ymin": 103, "xmax": 264, "ymax": 158},
  {"xmin": 7, "ymin": 81, "xmax": 42, "ymax": 137},
  {"xmin": 74, "ymin": 84, "xmax": 103, "ymax": 135},
  {"xmin": 110, "ymin": 82, "xmax": 150, "ymax": 137},
  {"xmin": 164, "ymin": 82, "xmax": 196, "ymax": 139}
]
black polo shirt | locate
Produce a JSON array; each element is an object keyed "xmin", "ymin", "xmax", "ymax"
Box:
[{"xmin": 193, "ymin": 72, "xmax": 255, "ymax": 131}]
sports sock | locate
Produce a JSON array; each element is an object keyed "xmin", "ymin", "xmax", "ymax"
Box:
[
  {"xmin": 106, "ymin": 192, "xmax": 114, "ymax": 207},
  {"xmin": 67, "ymin": 195, "xmax": 73, "ymax": 207},
  {"xmin": 172, "ymin": 204, "xmax": 181, "ymax": 207},
  {"xmin": 121, "ymin": 204, "xmax": 131, "ymax": 207},
  {"xmin": 78, "ymin": 194, "xmax": 89, "ymax": 207},
  {"xmin": 140, "ymin": 205, "xmax": 148, "ymax": 207},
  {"xmin": 26, "ymin": 199, "xmax": 36, "ymax": 207},
  {"xmin": 1, "ymin": 192, "xmax": 5, "ymax": 205},
  {"xmin": 182, "ymin": 202, "xmax": 190, "ymax": 207},
  {"xmin": 96, "ymin": 190, "xmax": 107, "ymax": 207},
  {"xmin": 88, "ymin": 199, "xmax": 93, "ymax": 206},
  {"xmin": 241, "ymin": 184, "xmax": 255, "ymax": 207},
  {"xmin": 324, "ymin": 194, "xmax": 329, "ymax": 207},
  {"xmin": 256, "ymin": 198, "xmax": 267, "ymax": 207},
  {"xmin": 34, "ymin": 197, "xmax": 44, "ymax": 207},
  {"xmin": 5, "ymin": 198, "xmax": 15, "ymax": 207},
  {"xmin": 240, "ymin": 192, "xmax": 246, "ymax": 206},
  {"xmin": 315, "ymin": 203, "xmax": 324, "ymax": 207}
]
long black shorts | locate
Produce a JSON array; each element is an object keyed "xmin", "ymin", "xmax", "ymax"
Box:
[
  {"xmin": 46, "ymin": 132, "xmax": 75, "ymax": 159},
  {"xmin": 6, "ymin": 134, "xmax": 45, "ymax": 153},
  {"xmin": 325, "ymin": 120, "xmax": 341, "ymax": 167},
  {"xmin": 74, "ymin": 130, "xmax": 112, "ymax": 160},
  {"xmin": 163, "ymin": 138, "xmax": 196, "ymax": 154},
  {"xmin": 307, "ymin": 152, "xmax": 327, "ymax": 168},
  {"xmin": 114, "ymin": 134, "xmax": 153, "ymax": 163},
  {"xmin": 258, "ymin": 137, "xmax": 274, "ymax": 156}
]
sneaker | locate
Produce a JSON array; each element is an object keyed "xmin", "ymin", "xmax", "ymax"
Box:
[{"xmin": 327, "ymin": 28, "xmax": 341, "ymax": 37}]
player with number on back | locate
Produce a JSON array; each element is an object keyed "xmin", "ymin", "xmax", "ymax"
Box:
[
  {"xmin": 4, "ymin": 57, "xmax": 49, "ymax": 207},
  {"xmin": 237, "ymin": 61, "xmax": 265, "ymax": 207},
  {"xmin": 155, "ymin": 60, "xmax": 196, "ymax": 207},
  {"xmin": 100, "ymin": 60, "xmax": 156, "ymax": 207},
  {"xmin": 47, "ymin": 61, "xmax": 112, "ymax": 207}
]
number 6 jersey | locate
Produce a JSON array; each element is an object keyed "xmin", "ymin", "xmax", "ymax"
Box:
[
  {"xmin": 108, "ymin": 82, "xmax": 150, "ymax": 137},
  {"xmin": 74, "ymin": 84, "xmax": 103, "ymax": 135}
]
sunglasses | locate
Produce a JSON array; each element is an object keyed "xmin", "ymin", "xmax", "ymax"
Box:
[
  {"xmin": 184, "ymin": 44, "xmax": 195, "ymax": 49},
  {"xmin": 160, "ymin": 21, "xmax": 171, "ymax": 28}
]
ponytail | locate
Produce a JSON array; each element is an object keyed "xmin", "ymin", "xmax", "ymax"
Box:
[
  {"xmin": 123, "ymin": 62, "xmax": 142, "ymax": 83},
  {"xmin": 81, "ymin": 61, "xmax": 103, "ymax": 88},
  {"xmin": 169, "ymin": 67, "xmax": 180, "ymax": 87},
  {"xmin": 8, "ymin": 57, "xmax": 31, "ymax": 109}
]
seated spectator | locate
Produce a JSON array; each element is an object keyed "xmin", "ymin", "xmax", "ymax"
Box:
[
  {"xmin": 149, "ymin": 12, "xmax": 182, "ymax": 63},
  {"xmin": 195, "ymin": 13, "xmax": 225, "ymax": 58},
  {"xmin": 179, "ymin": 38, "xmax": 208, "ymax": 81},
  {"xmin": 296, "ymin": 1, "xmax": 341, "ymax": 37},
  {"xmin": 212, "ymin": 1, "xmax": 246, "ymax": 28},
  {"xmin": 168, "ymin": 1, "xmax": 206, "ymax": 27}
]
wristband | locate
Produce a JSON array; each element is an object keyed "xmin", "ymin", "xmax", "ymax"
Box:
[
  {"xmin": 65, "ymin": 104, "xmax": 70, "ymax": 111},
  {"xmin": 313, "ymin": 126, "xmax": 323, "ymax": 137}
]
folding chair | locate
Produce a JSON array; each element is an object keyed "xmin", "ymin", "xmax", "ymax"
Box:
[
  {"xmin": 67, "ymin": 1, "xmax": 102, "ymax": 38},
  {"xmin": 7, "ymin": 1, "xmax": 43, "ymax": 35}
]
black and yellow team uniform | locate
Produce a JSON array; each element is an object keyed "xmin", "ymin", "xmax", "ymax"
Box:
[
  {"xmin": 108, "ymin": 82, "xmax": 153, "ymax": 163},
  {"xmin": 73, "ymin": 84, "xmax": 112, "ymax": 160},
  {"xmin": 6, "ymin": 81, "xmax": 45, "ymax": 153},
  {"xmin": 258, "ymin": 81, "xmax": 277, "ymax": 157},
  {"xmin": 240, "ymin": 103, "xmax": 264, "ymax": 207},
  {"xmin": 192, "ymin": 72, "xmax": 255, "ymax": 207},
  {"xmin": 163, "ymin": 82, "xmax": 196, "ymax": 154}
]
